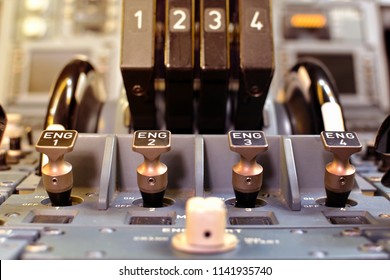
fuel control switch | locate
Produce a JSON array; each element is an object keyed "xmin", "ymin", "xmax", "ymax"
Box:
[
  {"xmin": 36, "ymin": 130, "xmax": 78, "ymax": 206},
  {"xmin": 228, "ymin": 130, "xmax": 268, "ymax": 208},
  {"xmin": 321, "ymin": 131, "xmax": 362, "ymax": 207},
  {"xmin": 132, "ymin": 130, "xmax": 171, "ymax": 208}
]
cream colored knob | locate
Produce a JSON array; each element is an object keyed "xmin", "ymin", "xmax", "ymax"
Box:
[{"xmin": 172, "ymin": 197, "xmax": 238, "ymax": 254}]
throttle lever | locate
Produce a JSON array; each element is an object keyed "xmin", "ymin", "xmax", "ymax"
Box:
[
  {"xmin": 375, "ymin": 115, "xmax": 390, "ymax": 186},
  {"xmin": 0, "ymin": 105, "xmax": 9, "ymax": 171},
  {"xmin": 235, "ymin": 0, "xmax": 274, "ymax": 130},
  {"xmin": 121, "ymin": 0, "xmax": 157, "ymax": 130}
]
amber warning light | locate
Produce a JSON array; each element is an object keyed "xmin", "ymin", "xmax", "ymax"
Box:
[{"xmin": 290, "ymin": 13, "xmax": 327, "ymax": 29}]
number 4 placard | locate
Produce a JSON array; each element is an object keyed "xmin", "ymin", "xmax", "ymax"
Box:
[
  {"xmin": 321, "ymin": 131, "xmax": 361, "ymax": 148},
  {"xmin": 245, "ymin": 8, "xmax": 269, "ymax": 33},
  {"xmin": 249, "ymin": 10, "xmax": 265, "ymax": 31}
]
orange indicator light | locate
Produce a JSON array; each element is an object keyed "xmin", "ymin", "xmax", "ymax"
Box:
[{"xmin": 290, "ymin": 14, "xmax": 327, "ymax": 29}]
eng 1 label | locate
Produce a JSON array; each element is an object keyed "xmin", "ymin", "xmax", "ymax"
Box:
[
  {"xmin": 321, "ymin": 131, "xmax": 361, "ymax": 147},
  {"xmin": 229, "ymin": 131, "xmax": 267, "ymax": 146},
  {"xmin": 134, "ymin": 130, "xmax": 171, "ymax": 147},
  {"xmin": 37, "ymin": 130, "xmax": 78, "ymax": 147}
]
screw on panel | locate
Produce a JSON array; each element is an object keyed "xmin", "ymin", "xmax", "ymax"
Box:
[
  {"xmin": 358, "ymin": 243, "xmax": 384, "ymax": 253},
  {"xmin": 309, "ymin": 250, "xmax": 328, "ymax": 258},
  {"xmin": 368, "ymin": 176, "xmax": 382, "ymax": 182},
  {"xmin": 379, "ymin": 213, "xmax": 390, "ymax": 219},
  {"xmin": 341, "ymin": 228, "xmax": 361, "ymax": 237},
  {"xmin": 86, "ymin": 192, "xmax": 98, "ymax": 197},
  {"xmin": 290, "ymin": 229, "xmax": 307, "ymax": 234},
  {"xmin": 25, "ymin": 243, "xmax": 51, "ymax": 253},
  {"xmin": 85, "ymin": 250, "xmax": 106, "ymax": 259},
  {"xmin": 42, "ymin": 228, "xmax": 65, "ymax": 236},
  {"xmin": 99, "ymin": 228, "xmax": 116, "ymax": 234},
  {"xmin": 0, "ymin": 181, "xmax": 14, "ymax": 187},
  {"xmin": 4, "ymin": 212, "xmax": 20, "ymax": 218}
]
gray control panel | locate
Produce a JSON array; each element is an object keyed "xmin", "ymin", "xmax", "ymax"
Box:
[
  {"xmin": 0, "ymin": 132, "xmax": 389, "ymax": 259},
  {"xmin": 0, "ymin": 0, "xmax": 389, "ymax": 261}
]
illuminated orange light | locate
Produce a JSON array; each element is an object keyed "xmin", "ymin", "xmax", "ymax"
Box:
[{"xmin": 290, "ymin": 14, "xmax": 327, "ymax": 29}]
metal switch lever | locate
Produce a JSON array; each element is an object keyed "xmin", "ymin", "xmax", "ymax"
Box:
[
  {"xmin": 321, "ymin": 131, "xmax": 362, "ymax": 207},
  {"xmin": 228, "ymin": 130, "xmax": 268, "ymax": 208},
  {"xmin": 132, "ymin": 130, "xmax": 171, "ymax": 207},
  {"xmin": 35, "ymin": 130, "xmax": 78, "ymax": 206}
]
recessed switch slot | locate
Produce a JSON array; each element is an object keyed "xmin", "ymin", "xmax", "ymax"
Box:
[
  {"xmin": 31, "ymin": 215, "xmax": 73, "ymax": 224},
  {"xmin": 129, "ymin": 216, "xmax": 173, "ymax": 225},
  {"xmin": 328, "ymin": 216, "xmax": 370, "ymax": 225},
  {"xmin": 229, "ymin": 211, "xmax": 277, "ymax": 226},
  {"xmin": 323, "ymin": 211, "xmax": 375, "ymax": 225},
  {"xmin": 229, "ymin": 216, "xmax": 274, "ymax": 225},
  {"xmin": 127, "ymin": 210, "xmax": 176, "ymax": 225}
]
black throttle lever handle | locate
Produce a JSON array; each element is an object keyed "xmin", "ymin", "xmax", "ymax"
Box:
[{"xmin": 375, "ymin": 115, "xmax": 390, "ymax": 187}]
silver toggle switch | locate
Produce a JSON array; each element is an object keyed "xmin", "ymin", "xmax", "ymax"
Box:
[
  {"xmin": 321, "ymin": 131, "xmax": 362, "ymax": 207},
  {"xmin": 132, "ymin": 130, "xmax": 171, "ymax": 208},
  {"xmin": 35, "ymin": 129, "xmax": 78, "ymax": 206},
  {"xmin": 228, "ymin": 130, "xmax": 268, "ymax": 208}
]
